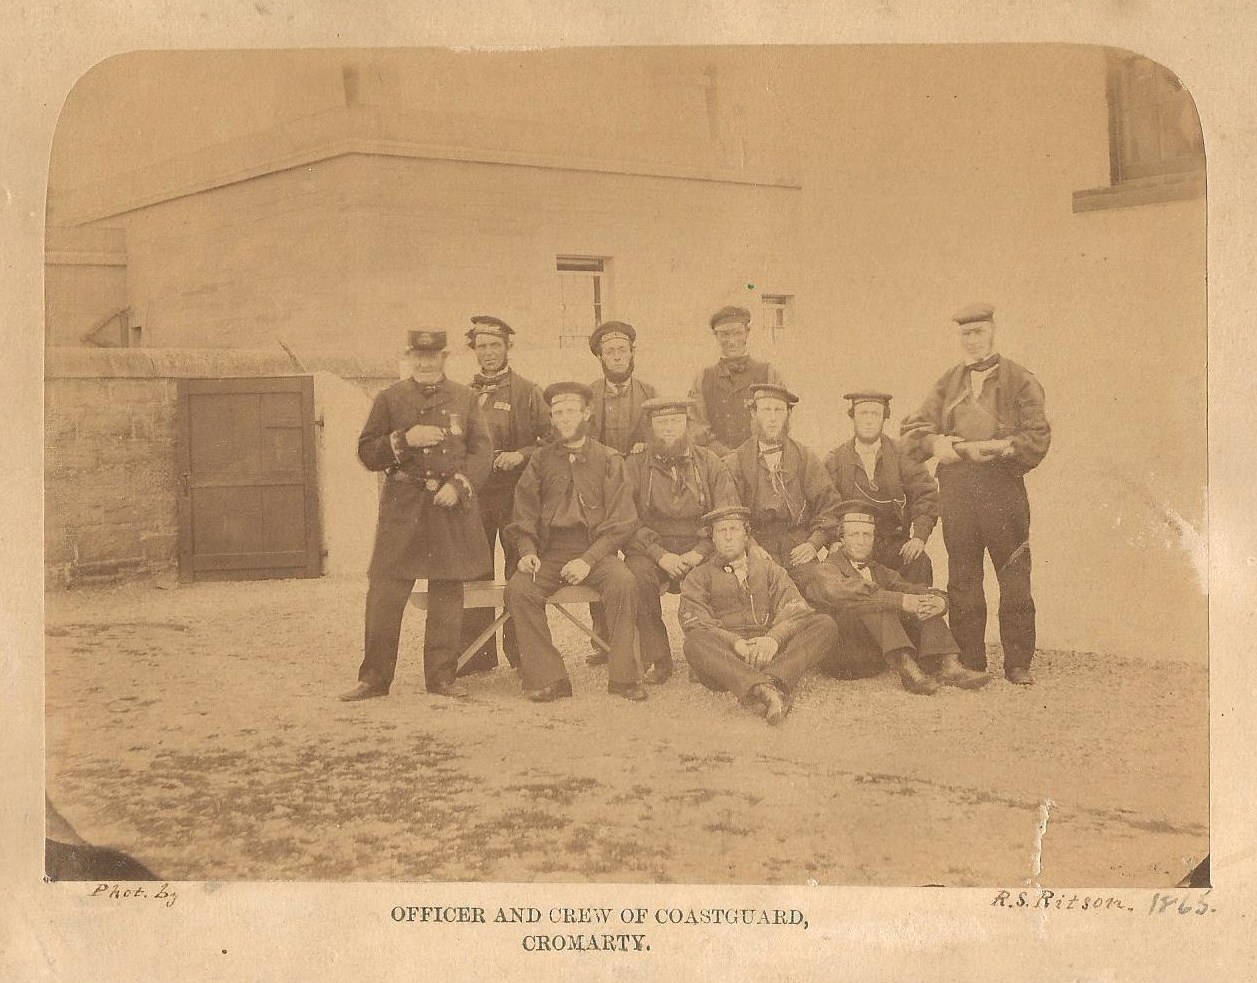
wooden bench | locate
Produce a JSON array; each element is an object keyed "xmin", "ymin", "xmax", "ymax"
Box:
[{"xmin": 409, "ymin": 580, "xmax": 610, "ymax": 668}]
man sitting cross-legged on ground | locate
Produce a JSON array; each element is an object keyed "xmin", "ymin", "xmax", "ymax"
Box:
[
  {"xmin": 622, "ymin": 397, "xmax": 740, "ymax": 686},
  {"xmin": 503, "ymin": 381, "xmax": 648, "ymax": 704},
  {"xmin": 678, "ymin": 506, "xmax": 840, "ymax": 725},
  {"xmin": 799, "ymin": 500, "xmax": 990, "ymax": 695}
]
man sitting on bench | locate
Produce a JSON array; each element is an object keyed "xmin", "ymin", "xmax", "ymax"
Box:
[{"xmin": 503, "ymin": 382, "xmax": 648, "ymax": 704}]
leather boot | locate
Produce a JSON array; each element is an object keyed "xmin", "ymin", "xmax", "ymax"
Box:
[
  {"xmin": 889, "ymin": 649, "xmax": 939, "ymax": 696},
  {"xmin": 935, "ymin": 652, "xmax": 991, "ymax": 689}
]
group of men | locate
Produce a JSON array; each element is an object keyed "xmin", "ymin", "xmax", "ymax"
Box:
[{"xmin": 339, "ymin": 302, "xmax": 1051, "ymax": 725}]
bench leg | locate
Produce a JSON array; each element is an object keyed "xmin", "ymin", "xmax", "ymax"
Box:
[
  {"xmin": 552, "ymin": 604, "xmax": 611, "ymax": 654},
  {"xmin": 457, "ymin": 611, "xmax": 511, "ymax": 670}
]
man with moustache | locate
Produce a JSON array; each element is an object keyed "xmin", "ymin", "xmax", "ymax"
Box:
[
  {"xmin": 622, "ymin": 398, "xmax": 740, "ymax": 685},
  {"xmin": 678, "ymin": 506, "xmax": 841, "ymax": 725},
  {"xmin": 585, "ymin": 320, "xmax": 658, "ymax": 667},
  {"xmin": 340, "ymin": 329, "xmax": 493, "ymax": 702},
  {"xmin": 723, "ymin": 384, "xmax": 842, "ymax": 597},
  {"xmin": 503, "ymin": 382, "xmax": 647, "ymax": 703},
  {"xmin": 900, "ymin": 304, "xmax": 1051, "ymax": 685},
  {"xmin": 800, "ymin": 501, "xmax": 989, "ymax": 694},
  {"xmin": 689, "ymin": 306, "xmax": 789, "ymax": 457},
  {"xmin": 823, "ymin": 391, "xmax": 939, "ymax": 586},
  {"xmin": 458, "ymin": 315, "xmax": 549, "ymax": 676}
]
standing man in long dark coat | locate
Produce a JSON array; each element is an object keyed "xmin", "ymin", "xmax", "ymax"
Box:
[
  {"xmin": 689, "ymin": 306, "xmax": 789, "ymax": 457},
  {"xmin": 340, "ymin": 328, "xmax": 493, "ymax": 702},
  {"xmin": 823, "ymin": 391, "xmax": 939, "ymax": 585},
  {"xmin": 900, "ymin": 303, "xmax": 1051, "ymax": 685},
  {"xmin": 723, "ymin": 383, "xmax": 841, "ymax": 597},
  {"xmin": 622, "ymin": 397, "xmax": 740, "ymax": 685},
  {"xmin": 458, "ymin": 315, "xmax": 549, "ymax": 675},
  {"xmin": 503, "ymin": 382, "xmax": 647, "ymax": 704}
]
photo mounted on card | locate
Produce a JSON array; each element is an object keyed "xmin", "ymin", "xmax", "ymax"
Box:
[{"xmin": 44, "ymin": 45, "xmax": 1206, "ymax": 888}]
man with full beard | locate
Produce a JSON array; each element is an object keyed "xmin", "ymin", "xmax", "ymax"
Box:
[
  {"xmin": 722, "ymin": 384, "xmax": 841, "ymax": 597},
  {"xmin": 503, "ymin": 382, "xmax": 647, "ymax": 704},
  {"xmin": 587, "ymin": 320, "xmax": 658, "ymax": 456},
  {"xmin": 585, "ymin": 319, "xmax": 658, "ymax": 667},
  {"xmin": 458, "ymin": 314, "xmax": 549, "ymax": 676},
  {"xmin": 621, "ymin": 398, "xmax": 740, "ymax": 684}
]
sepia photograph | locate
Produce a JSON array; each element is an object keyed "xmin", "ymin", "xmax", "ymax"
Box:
[{"xmin": 41, "ymin": 43, "xmax": 1207, "ymax": 889}]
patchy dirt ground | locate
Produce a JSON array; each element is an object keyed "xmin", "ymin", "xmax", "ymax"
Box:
[{"xmin": 44, "ymin": 578, "xmax": 1207, "ymax": 886}]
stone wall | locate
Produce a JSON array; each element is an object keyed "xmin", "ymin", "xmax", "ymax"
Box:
[
  {"xmin": 45, "ymin": 373, "xmax": 179, "ymax": 587},
  {"xmin": 45, "ymin": 348, "xmax": 397, "ymax": 589}
]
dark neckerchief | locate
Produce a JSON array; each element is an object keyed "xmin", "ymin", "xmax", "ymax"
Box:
[
  {"xmin": 471, "ymin": 367, "xmax": 511, "ymax": 391},
  {"xmin": 965, "ymin": 353, "xmax": 1001, "ymax": 373},
  {"xmin": 720, "ymin": 355, "xmax": 751, "ymax": 374},
  {"xmin": 652, "ymin": 438, "xmax": 694, "ymax": 469}
]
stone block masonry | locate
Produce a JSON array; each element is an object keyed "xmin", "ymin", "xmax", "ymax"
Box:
[{"xmin": 44, "ymin": 348, "xmax": 397, "ymax": 589}]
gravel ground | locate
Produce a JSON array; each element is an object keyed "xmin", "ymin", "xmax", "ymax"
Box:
[{"xmin": 44, "ymin": 577, "xmax": 1208, "ymax": 886}]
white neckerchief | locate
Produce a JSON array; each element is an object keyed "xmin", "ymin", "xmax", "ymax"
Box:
[
  {"xmin": 967, "ymin": 353, "xmax": 1000, "ymax": 398},
  {"xmin": 853, "ymin": 438, "xmax": 880, "ymax": 482},
  {"xmin": 758, "ymin": 441, "xmax": 784, "ymax": 472}
]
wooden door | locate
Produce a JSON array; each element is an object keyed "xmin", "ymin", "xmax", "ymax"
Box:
[{"xmin": 176, "ymin": 377, "xmax": 322, "ymax": 581}]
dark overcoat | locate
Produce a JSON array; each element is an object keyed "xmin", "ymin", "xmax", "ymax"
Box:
[
  {"xmin": 823, "ymin": 434, "xmax": 940, "ymax": 545},
  {"xmin": 899, "ymin": 357, "xmax": 1051, "ymax": 476},
  {"xmin": 688, "ymin": 359, "xmax": 787, "ymax": 457},
  {"xmin": 358, "ymin": 376, "xmax": 492, "ymax": 580},
  {"xmin": 587, "ymin": 375, "xmax": 658, "ymax": 454},
  {"xmin": 722, "ymin": 436, "xmax": 842, "ymax": 561}
]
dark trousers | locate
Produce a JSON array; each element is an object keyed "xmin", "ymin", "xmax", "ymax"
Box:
[
  {"xmin": 503, "ymin": 533, "xmax": 640, "ymax": 690},
  {"xmin": 624, "ymin": 552, "xmax": 682, "ymax": 672},
  {"xmin": 827, "ymin": 609, "xmax": 959, "ymax": 678},
  {"xmin": 358, "ymin": 578, "xmax": 463, "ymax": 690},
  {"xmin": 461, "ymin": 481, "xmax": 521, "ymax": 669},
  {"xmin": 873, "ymin": 534, "xmax": 934, "ymax": 586},
  {"xmin": 684, "ymin": 613, "xmax": 839, "ymax": 700},
  {"xmin": 588, "ymin": 601, "xmax": 609, "ymax": 655},
  {"xmin": 938, "ymin": 464, "xmax": 1036, "ymax": 671}
]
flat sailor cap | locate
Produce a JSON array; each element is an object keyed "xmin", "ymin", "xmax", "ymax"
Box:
[
  {"xmin": 952, "ymin": 304, "xmax": 995, "ymax": 325},
  {"xmin": 588, "ymin": 321, "xmax": 637, "ymax": 354},
  {"xmin": 709, "ymin": 306, "xmax": 752, "ymax": 330},
  {"xmin": 542, "ymin": 381, "xmax": 593, "ymax": 406},
  {"xmin": 641, "ymin": 397, "xmax": 696, "ymax": 418},
  {"xmin": 835, "ymin": 499, "xmax": 878, "ymax": 524},
  {"xmin": 701, "ymin": 505, "xmax": 753, "ymax": 526},
  {"xmin": 843, "ymin": 390, "xmax": 893, "ymax": 407},
  {"xmin": 747, "ymin": 383, "xmax": 799, "ymax": 406},
  {"xmin": 466, "ymin": 315, "xmax": 515, "ymax": 344}
]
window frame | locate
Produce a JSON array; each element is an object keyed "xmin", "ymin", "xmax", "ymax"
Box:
[
  {"xmin": 556, "ymin": 255, "xmax": 610, "ymax": 349},
  {"xmin": 1074, "ymin": 50, "xmax": 1205, "ymax": 213}
]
